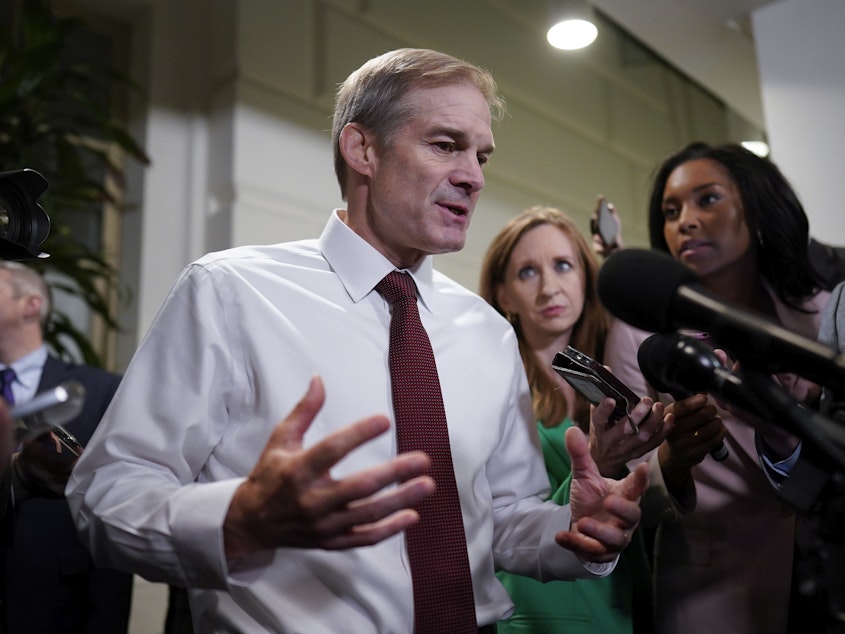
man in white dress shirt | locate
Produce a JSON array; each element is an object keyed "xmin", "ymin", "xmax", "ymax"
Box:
[{"xmin": 67, "ymin": 48, "xmax": 650, "ymax": 632}]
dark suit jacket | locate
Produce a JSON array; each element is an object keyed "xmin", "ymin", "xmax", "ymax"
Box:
[{"xmin": 0, "ymin": 355, "xmax": 133, "ymax": 633}]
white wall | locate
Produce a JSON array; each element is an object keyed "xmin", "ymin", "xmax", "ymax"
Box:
[
  {"xmin": 753, "ymin": 0, "xmax": 845, "ymax": 245},
  {"xmin": 113, "ymin": 0, "xmax": 749, "ymax": 368}
]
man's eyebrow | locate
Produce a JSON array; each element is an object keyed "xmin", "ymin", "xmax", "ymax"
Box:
[{"xmin": 429, "ymin": 127, "xmax": 495, "ymax": 154}]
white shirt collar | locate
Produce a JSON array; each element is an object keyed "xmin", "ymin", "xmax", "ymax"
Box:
[
  {"xmin": 319, "ymin": 209, "xmax": 436, "ymax": 313},
  {"xmin": 3, "ymin": 345, "xmax": 48, "ymax": 402}
]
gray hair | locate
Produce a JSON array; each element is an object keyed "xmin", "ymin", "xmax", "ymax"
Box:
[
  {"xmin": 0, "ymin": 261, "xmax": 51, "ymax": 329},
  {"xmin": 332, "ymin": 48, "xmax": 506, "ymax": 200}
]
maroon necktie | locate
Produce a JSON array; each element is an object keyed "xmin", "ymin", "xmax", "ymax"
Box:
[{"xmin": 376, "ymin": 271, "xmax": 477, "ymax": 633}]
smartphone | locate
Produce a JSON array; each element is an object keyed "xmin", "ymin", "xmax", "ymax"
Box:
[
  {"xmin": 552, "ymin": 346, "xmax": 639, "ymax": 422},
  {"xmin": 590, "ymin": 197, "xmax": 619, "ymax": 248},
  {"xmin": 11, "ymin": 380, "xmax": 86, "ymax": 455}
]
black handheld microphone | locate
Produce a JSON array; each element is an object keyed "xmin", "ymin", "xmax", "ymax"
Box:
[
  {"xmin": 637, "ymin": 332, "xmax": 737, "ymax": 461},
  {"xmin": 597, "ymin": 248, "xmax": 845, "ymax": 388}
]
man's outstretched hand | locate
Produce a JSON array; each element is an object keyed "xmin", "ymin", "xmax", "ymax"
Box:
[
  {"xmin": 556, "ymin": 425, "xmax": 648, "ymax": 563},
  {"xmin": 224, "ymin": 377, "xmax": 435, "ymax": 560}
]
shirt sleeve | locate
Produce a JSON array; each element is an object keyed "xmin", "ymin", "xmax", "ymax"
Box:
[
  {"xmin": 818, "ymin": 281, "xmax": 845, "ymax": 351},
  {"xmin": 486, "ymin": 342, "xmax": 615, "ymax": 581},
  {"xmin": 758, "ymin": 439, "xmax": 803, "ymax": 485},
  {"xmin": 66, "ymin": 264, "xmax": 241, "ymax": 589},
  {"xmin": 487, "ymin": 344, "xmax": 616, "ymax": 581}
]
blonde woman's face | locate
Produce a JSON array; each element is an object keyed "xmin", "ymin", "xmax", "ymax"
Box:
[{"xmin": 496, "ymin": 224, "xmax": 585, "ymax": 346}]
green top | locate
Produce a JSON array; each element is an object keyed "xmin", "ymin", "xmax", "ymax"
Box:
[{"xmin": 496, "ymin": 419, "xmax": 652, "ymax": 633}]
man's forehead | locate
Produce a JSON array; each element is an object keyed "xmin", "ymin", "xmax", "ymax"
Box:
[
  {"xmin": 402, "ymin": 85, "xmax": 493, "ymax": 138},
  {"xmin": 404, "ymin": 82, "xmax": 491, "ymax": 113}
]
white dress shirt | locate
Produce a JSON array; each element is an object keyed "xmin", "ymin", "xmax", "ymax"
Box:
[{"xmin": 67, "ymin": 210, "xmax": 605, "ymax": 633}]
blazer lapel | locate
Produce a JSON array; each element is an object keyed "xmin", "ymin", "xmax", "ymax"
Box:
[{"xmin": 36, "ymin": 355, "xmax": 67, "ymax": 393}]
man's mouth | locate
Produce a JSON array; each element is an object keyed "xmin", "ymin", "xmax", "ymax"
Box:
[{"xmin": 440, "ymin": 203, "xmax": 467, "ymax": 216}]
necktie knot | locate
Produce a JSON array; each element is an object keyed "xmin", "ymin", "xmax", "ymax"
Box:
[
  {"xmin": 375, "ymin": 271, "xmax": 417, "ymax": 306},
  {"xmin": 0, "ymin": 367, "xmax": 17, "ymax": 405}
]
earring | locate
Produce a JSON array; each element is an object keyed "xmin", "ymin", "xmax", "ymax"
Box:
[
  {"xmin": 506, "ymin": 312, "xmax": 518, "ymax": 324},
  {"xmin": 756, "ymin": 229, "xmax": 764, "ymax": 247}
]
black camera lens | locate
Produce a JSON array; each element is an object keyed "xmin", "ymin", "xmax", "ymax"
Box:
[{"xmin": 0, "ymin": 169, "xmax": 50, "ymax": 260}]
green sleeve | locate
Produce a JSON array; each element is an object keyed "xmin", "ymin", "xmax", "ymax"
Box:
[{"xmin": 536, "ymin": 419, "xmax": 574, "ymax": 505}]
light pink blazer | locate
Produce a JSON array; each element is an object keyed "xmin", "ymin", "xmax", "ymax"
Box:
[{"xmin": 605, "ymin": 288, "xmax": 830, "ymax": 634}]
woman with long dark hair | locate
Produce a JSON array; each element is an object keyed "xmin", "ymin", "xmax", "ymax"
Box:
[{"xmin": 605, "ymin": 142, "xmax": 831, "ymax": 633}]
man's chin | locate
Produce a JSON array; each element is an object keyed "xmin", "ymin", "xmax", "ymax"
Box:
[
  {"xmin": 435, "ymin": 239, "xmax": 466, "ymax": 255},
  {"xmin": 441, "ymin": 228, "xmax": 470, "ymax": 252}
]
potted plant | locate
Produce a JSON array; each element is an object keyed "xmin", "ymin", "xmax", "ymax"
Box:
[{"xmin": 0, "ymin": 0, "xmax": 149, "ymax": 365}]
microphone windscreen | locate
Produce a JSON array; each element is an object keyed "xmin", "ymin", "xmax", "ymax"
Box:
[
  {"xmin": 597, "ymin": 249, "xmax": 697, "ymax": 332},
  {"xmin": 637, "ymin": 332, "xmax": 695, "ymax": 399},
  {"xmin": 637, "ymin": 333, "xmax": 672, "ymax": 393}
]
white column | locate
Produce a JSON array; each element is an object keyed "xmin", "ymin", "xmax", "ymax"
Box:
[
  {"xmin": 753, "ymin": 0, "xmax": 845, "ymax": 245},
  {"xmin": 116, "ymin": 0, "xmax": 236, "ymax": 367}
]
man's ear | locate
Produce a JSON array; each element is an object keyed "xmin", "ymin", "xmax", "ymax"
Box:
[
  {"xmin": 22, "ymin": 295, "xmax": 42, "ymax": 322},
  {"xmin": 338, "ymin": 122, "xmax": 377, "ymax": 179}
]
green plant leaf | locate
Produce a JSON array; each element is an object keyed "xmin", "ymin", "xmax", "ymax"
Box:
[{"xmin": 0, "ymin": 0, "xmax": 148, "ymax": 367}]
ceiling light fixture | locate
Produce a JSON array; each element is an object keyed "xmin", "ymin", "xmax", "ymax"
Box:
[
  {"xmin": 741, "ymin": 140, "xmax": 770, "ymax": 157},
  {"xmin": 547, "ymin": 0, "xmax": 598, "ymax": 51}
]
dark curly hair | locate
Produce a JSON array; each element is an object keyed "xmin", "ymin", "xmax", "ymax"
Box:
[{"xmin": 647, "ymin": 142, "xmax": 823, "ymax": 310}]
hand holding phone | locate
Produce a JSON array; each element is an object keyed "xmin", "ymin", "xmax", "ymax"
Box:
[
  {"xmin": 12, "ymin": 380, "xmax": 86, "ymax": 455},
  {"xmin": 552, "ymin": 346, "xmax": 640, "ymax": 424},
  {"xmin": 7, "ymin": 381, "xmax": 87, "ymax": 498},
  {"xmin": 590, "ymin": 196, "xmax": 622, "ymax": 255}
]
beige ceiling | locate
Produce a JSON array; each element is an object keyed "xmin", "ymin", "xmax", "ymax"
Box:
[
  {"xmin": 591, "ymin": 0, "xmax": 780, "ymax": 129},
  {"xmin": 66, "ymin": 0, "xmax": 777, "ymax": 131}
]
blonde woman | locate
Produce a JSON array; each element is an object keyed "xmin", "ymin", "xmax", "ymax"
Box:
[{"xmin": 481, "ymin": 206, "xmax": 670, "ymax": 633}]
